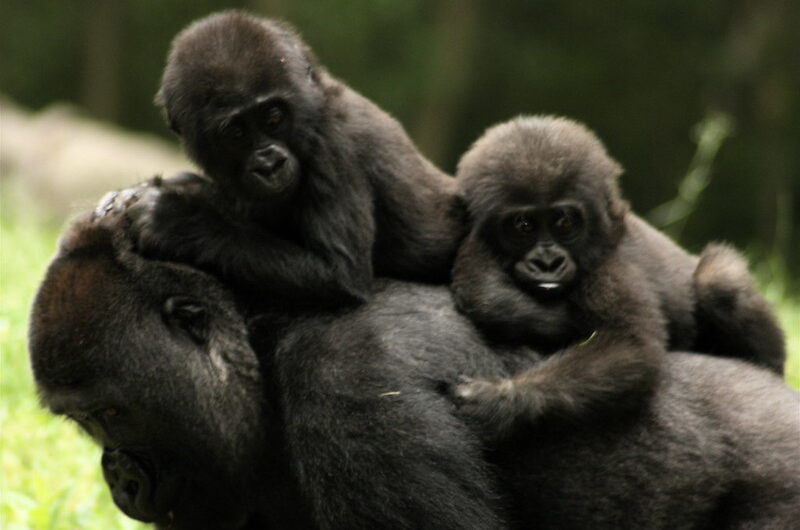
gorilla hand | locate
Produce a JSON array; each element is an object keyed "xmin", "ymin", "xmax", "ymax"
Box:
[
  {"xmin": 451, "ymin": 376, "xmax": 521, "ymax": 442},
  {"xmin": 91, "ymin": 172, "xmax": 213, "ymax": 263}
]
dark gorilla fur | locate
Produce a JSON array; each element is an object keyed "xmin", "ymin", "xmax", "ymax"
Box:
[
  {"xmin": 131, "ymin": 11, "xmax": 462, "ymax": 308},
  {"xmin": 30, "ymin": 212, "xmax": 800, "ymax": 529},
  {"xmin": 450, "ymin": 116, "xmax": 786, "ymax": 437}
]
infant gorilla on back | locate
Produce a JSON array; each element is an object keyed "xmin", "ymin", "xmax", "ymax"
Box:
[
  {"xmin": 451, "ymin": 115, "xmax": 785, "ymax": 438},
  {"xmin": 126, "ymin": 10, "xmax": 463, "ymax": 309}
]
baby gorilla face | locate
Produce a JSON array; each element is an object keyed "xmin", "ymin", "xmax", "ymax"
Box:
[
  {"xmin": 457, "ymin": 115, "xmax": 629, "ymax": 302},
  {"xmin": 482, "ymin": 200, "xmax": 586, "ymax": 299},
  {"xmin": 156, "ymin": 12, "xmax": 326, "ymax": 209},
  {"xmin": 206, "ymin": 95, "xmax": 300, "ymax": 200}
]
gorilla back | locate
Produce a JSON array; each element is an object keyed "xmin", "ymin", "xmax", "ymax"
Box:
[{"xmin": 30, "ymin": 215, "xmax": 800, "ymax": 529}]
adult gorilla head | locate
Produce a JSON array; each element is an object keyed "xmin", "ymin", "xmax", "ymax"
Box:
[{"xmin": 29, "ymin": 215, "xmax": 267, "ymax": 529}]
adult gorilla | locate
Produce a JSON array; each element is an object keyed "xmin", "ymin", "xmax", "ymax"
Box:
[{"xmin": 30, "ymin": 213, "xmax": 800, "ymax": 529}]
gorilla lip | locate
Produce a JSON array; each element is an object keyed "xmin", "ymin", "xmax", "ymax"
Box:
[{"xmin": 249, "ymin": 163, "xmax": 294, "ymax": 194}]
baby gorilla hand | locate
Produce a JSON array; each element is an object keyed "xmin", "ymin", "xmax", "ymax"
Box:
[
  {"xmin": 123, "ymin": 182, "xmax": 167, "ymax": 257},
  {"xmin": 451, "ymin": 376, "xmax": 522, "ymax": 443},
  {"xmin": 90, "ymin": 176, "xmax": 169, "ymax": 256},
  {"xmin": 92, "ymin": 181, "xmax": 152, "ymax": 222},
  {"xmin": 107, "ymin": 172, "xmax": 213, "ymax": 261}
]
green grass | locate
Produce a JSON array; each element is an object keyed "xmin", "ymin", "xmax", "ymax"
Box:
[
  {"xmin": 1, "ymin": 213, "xmax": 147, "ymax": 530},
  {"xmin": 1, "ymin": 207, "xmax": 798, "ymax": 529}
]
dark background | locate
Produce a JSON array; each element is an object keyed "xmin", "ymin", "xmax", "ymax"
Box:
[{"xmin": 2, "ymin": 0, "xmax": 798, "ymax": 275}]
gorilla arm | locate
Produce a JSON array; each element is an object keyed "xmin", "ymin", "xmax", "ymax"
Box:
[
  {"xmin": 693, "ymin": 242, "xmax": 786, "ymax": 373},
  {"xmin": 122, "ymin": 175, "xmax": 373, "ymax": 307},
  {"xmin": 452, "ymin": 237, "xmax": 666, "ymax": 440}
]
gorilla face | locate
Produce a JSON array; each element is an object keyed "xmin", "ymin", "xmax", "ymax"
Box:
[
  {"xmin": 458, "ymin": 115, "xmax": 629, "ymax": 303},
  {"xmin": 156, "ymin": 12, "xmax": 326, "ymax": 207},
  {"xmin": 479, "ymin": 201, "xmax": 586, "ymax": 297},
  {"xmin": 201, "ymin": 95, "xmax": 300, "ymax": 199},
  {"xmin": 29, "ymin": 219, "xmax": 265, "ymax": 529}
]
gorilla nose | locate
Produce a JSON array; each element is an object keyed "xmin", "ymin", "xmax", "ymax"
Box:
[
  {"xmin": 102, "ymin": 449, "xmax": 158, "ymax": 522},
  {"xmin": 255, "ymin": 145, "xmax": 287, "ymax": 173},
  {"xmin": 531, "ymin": 255, "xmax": 565, "ymax": 273}
]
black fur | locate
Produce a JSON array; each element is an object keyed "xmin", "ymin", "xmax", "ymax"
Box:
[
  {"xmin": 130, "ymin": 11, "xmax": 463, "ymax": 309},
  {"xmin": 450, "ymin": 116, "xmax": 786, "ymax": 438},
  {"xmin": 29, "ymin": 208, "xmax": 800, "ymax": 530}
]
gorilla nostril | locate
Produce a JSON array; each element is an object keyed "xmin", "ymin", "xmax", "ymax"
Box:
[
  {"xmin": 269, "ymin": 155, "xmax": 286, "ymax": 172},
  {"xmin": 528, "ymin": 259, "xmax": 543, "ymax": 271},
  {"xmin": 255, "ymin": 146, "xmax": 287, "ymax": 173},
  {"xmin": 124, "ymin": 479, "xmax": 140, "ymax": 498},
  {"xmin": 102, "ymin": 449, "xmax": 158, "ymax": 522},
  {"xmin": 531, "ymin": 257, "xmax": 563, "ymax": 273}
]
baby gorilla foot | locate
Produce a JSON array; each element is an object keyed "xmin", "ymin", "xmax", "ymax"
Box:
[{"xmin": 451, "ymin": 376, "xmax": 521, "ymax": 442}]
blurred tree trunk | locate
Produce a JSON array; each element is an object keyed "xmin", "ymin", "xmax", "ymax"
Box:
[
  {"xmin": 81, "ymin": 0, "xmax": 122, "ymax": 122},
  {"xmin": 714, "ymin": 0, "xmax": 797, "ymax": 258},
  {"xmin": 414, "ymin": 0, "xmax": 479, "ymax": 169}
]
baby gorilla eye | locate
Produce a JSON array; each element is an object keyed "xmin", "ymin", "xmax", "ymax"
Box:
[
  {"xmin": 554, "ymin": 214, "xmax": 572, "ymax": 230},
  {"xmin": 265, "ymin": 105, "xmax": 284, "ymax": 129},
  {"xmin": 514, "ymin": 214, "xmax": 534, "ymax": 234},
  {"xmin": 550, "ymin": 209, "xmax": 581, "ymax": 241},
  {"xmin": 220, "ymin": 120, "xmax": 244, "ymax": 141}
]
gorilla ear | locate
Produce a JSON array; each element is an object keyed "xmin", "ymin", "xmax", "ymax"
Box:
[
  {"xmin": 167, "ymin": 114, "xmax": 181, "ymax": 135},
  {"xmin": 154, "ymin": 88, "xmax": 180, "ymax": 134},
  {"xmin": 163, "ymin": 296, "xmax": 208, "ymax": 345}
]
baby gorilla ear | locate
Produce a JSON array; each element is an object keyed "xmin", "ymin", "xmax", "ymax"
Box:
[
  {"xmin": 163, "ymin": 296, "xmax": 208, "ymax": 345},
  {"xmin": 167, "ymin": 114, "xmax": 181, "ymax": 135}
]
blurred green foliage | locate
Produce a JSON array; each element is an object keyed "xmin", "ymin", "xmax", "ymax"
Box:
[{"xmin": 1, "ymin": 0, "xmax": 798, "ymax": 276}]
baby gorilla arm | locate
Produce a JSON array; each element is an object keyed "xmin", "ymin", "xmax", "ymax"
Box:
[
  {"xmin": 113, "ymin": 175, "xmax": 372, "ymax": 308},
  {"xmin": 453, "ymin": 253, "xmax": 666, "ymax": 441},
  {"xmin": 693, "ymin": 243, "xmax": 786, "ymax": 373}
]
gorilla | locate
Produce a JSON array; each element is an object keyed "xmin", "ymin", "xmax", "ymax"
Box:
[
  {"xmin": 128, "ymin": 10, "xmax": 463, "ymax": 309},
  {"xmin": 29, "ymin": 208, "xmax": 800, "ymax": 529},
  {"xmin": 450, "ymin": 116, "xmax": 786, "ymax": 436}
]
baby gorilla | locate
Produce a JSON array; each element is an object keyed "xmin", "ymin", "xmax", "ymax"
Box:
[
  {"xmin": 128, "ymin": 11, "xmax": 462, "ymax": 309},
  {"xmin": 450, "ymin": 115, "xmax": 785, "ymax": 437}
]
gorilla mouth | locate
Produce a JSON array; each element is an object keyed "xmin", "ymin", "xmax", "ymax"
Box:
[
  {"xmin": 102, "ymin": 449, "xmax": 166, "ymax": 523},
  {"xmin": 249, "ymin": 158, "xmax": 297, "ymax": 195}
]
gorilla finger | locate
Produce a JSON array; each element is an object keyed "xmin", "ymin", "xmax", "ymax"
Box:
[{"xmin": 92, "ymin": 191, "xmax": 120, "ymax": 221}]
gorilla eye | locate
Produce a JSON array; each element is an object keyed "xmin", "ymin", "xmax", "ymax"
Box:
[
  {"xmin": 265, "ymin": 106, "xmax": 284, "ymax": 129},
  {"xmin": 554, "ymin": 215, "xmax": 572, "ymax": 230},
  {"xmin": 224, "ymin": 123, "xmax": 244, "ymax": 140},
  {"xmin": 163, "ymin": 296, "xmax": 209, "ymax": 345},
  {"xmin": 551, "ymin": 210, "xmax": 582, "ymax": 240},
  {"xmin": 514, "ymin": 214, "xmax": 534, "ymax": 234}
]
